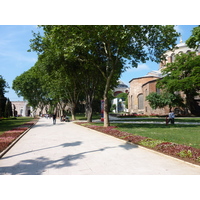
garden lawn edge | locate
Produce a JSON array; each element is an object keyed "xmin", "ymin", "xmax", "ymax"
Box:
[
  {"xmin": 0, "ymin": 119, "xmax": 38, "ymax": 159},
  {"xmin": 75, "ymin": 122, "xmax": 200, "ymax": 169}
]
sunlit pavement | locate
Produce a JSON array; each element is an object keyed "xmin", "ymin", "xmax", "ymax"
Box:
[{"xmin": 0, "ymin": 117, "xmax": 200, "ymax": 175}]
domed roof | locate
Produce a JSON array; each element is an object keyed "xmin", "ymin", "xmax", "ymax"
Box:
[
  {"xmin": 176, "ymin": 42, "xmax": 187, "ymax": 48},
  {"xmin": 117, "ymin": 80, "xmax": 128, "ymax": 88}
]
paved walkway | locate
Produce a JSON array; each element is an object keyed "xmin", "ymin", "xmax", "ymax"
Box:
[{"xmin": 0, "ymin": 118, "xmax": 200, "ymax": 175}]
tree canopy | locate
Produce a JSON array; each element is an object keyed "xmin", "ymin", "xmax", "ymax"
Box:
[
  {"xmin": 0, "ymin": 75, "xmax": 12, "ymax": 118},
  {"xmin": 186, "ymin": 25, "xmax": 200, "ymax": 49},
  {"xmin": 146, "ymin": 92, "xmax": 184, "ymax": 111},
  {"xmin": 157, "ymin": 52, "xmax": 200, "ymax": 115},
  {"xmin": 29, "ymin": 25, "xmax": 179, "ymax": 126}
]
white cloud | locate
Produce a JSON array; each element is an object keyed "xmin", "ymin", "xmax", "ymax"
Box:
[
  {"xmin": 174, "ymin": 25, "xmax": 184, "ymax": 35},
  {"xmin": 126, "ymin": 63, "xmax": 150, "ymax": 72}
]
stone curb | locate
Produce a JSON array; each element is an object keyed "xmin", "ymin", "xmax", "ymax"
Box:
[
  {"xmin": 0, "ymin": 120, "xmax": 38, "ymax": 159},
  {"xmin": 73, "ymin": 122, "xmax": 200, "ymax": 170}
]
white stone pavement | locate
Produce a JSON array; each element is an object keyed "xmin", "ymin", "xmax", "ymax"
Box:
[{"xmin": 0, "ymin": 117, "xmax": 200, "ymax": 175}]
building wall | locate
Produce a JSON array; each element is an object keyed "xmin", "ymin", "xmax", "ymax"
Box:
[
  {"xmin": 128, "ymin": 76, "xmax": 159, "ymax": 114},
  {"xmin": 11, "ymin": 101, "xmax": 31, "ymax": 117},
  {"xmin": 128, "ymin": 42, "xmax": 200, "ymax": 116},
  {"xmin": 142, "ymin": 81, "xmax": 169, "ymax": 115}
]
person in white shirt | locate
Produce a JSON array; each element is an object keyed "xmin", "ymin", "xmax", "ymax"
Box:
[{"xmin": 168, "ymin": 110, "xmax": 175, "ymax": 124}]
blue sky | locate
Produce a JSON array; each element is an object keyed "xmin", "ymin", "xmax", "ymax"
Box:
[{"xmin": 0, "ymin": 25, "xmax": 198, "ymax": 101}]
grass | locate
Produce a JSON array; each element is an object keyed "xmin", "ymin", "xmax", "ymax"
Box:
[
  {"xmin": 113, "ymin": 123, "xmax": 200, "ymax": 149},
  {"xmin": 89, "ymin": 122, "xmax": 200, "ymax": 149},
  {"xmin": 74, "ymin": 113, "xmax": 101, "ymax": 120},
  {"xmin": 113, "ymin": 117, "xmax": 200, "ymax": 123},
  {"xmin": 76, "ymin": 121, "xmax": 200, "ymax": 164},
  {"xmin": 0, "ymin": 117, "xmax": 34, "ymax": 136}
]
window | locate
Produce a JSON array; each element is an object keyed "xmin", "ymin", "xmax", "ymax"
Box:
[
  {"xmin": 171, "ymin": 53, "xmax": 175, "ymax": 62},
  {"xmin": 156, "ymin": 88, "xmax": 160, "ymax": 94},
  {"xmin": 138, "ymin": 94, "xmax": 144, "ymax": 109}
]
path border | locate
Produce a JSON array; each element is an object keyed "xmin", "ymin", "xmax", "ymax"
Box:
[
  {"xmin": 73, "ymin": 122, "xmax": 200, "ymax": 170},
  {"xmin": 0, "ymin": 120, "xmax": 38, "ymax": 159}
]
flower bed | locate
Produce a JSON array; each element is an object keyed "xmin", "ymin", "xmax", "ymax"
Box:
[
  {"xmin": 0, "ymin": 119, "xmax": 38, "ymax": 154},
  {"xmin": 76, "ymin": 122, "xmax": 200, "ymax": 165}
]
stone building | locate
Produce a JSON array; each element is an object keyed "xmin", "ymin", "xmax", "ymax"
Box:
[
  {"xmin": 111, "ymin": 80, "xmax": 129, "ymax": 113},
  {"xmin": 11, "ymin": 101, "xmax": 32, "ymax": 117},
  {"xmin": 113, "ymin": 80, "xmax": 129, "ymax": 97},
  {"xmin": 128, "ymin": 41, "xmax": 200, "ymax": 115}
]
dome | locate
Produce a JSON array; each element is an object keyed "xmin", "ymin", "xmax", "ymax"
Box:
[
  {"xmin": 117, "ymin": 80, "xmax": 128, "ymax": 88},
  {"xmin": 176, "ymin": 42, "xmax": 187, "ymax": 48}
]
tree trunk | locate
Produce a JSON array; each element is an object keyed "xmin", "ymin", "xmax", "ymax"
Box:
[
  {"xmin": 70, "ymin": 103, "xmax": 76, "ymax": 120},
  {"xmin": 103, "ymin": 94, "xmax": 110, "ymax": 127},
  {"xmin": 85, "ymin": 93, "xmax": 94, "ymax": 122},
  {"xmin": 103, "ymin": 73, "xmax": 113, "ymax": 127},
  {"xmin": 85, "ymin": 103, "xmax": 93, "ymax": 122},
  {"xmin": 86, "ymin": 107, "xmax": 93, "ymax": 122}
]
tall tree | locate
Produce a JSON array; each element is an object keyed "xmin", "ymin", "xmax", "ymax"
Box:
[
  {"xmin": 0, "ymin": 75, "xmax": 9, "ymax": 117},
  {"xmin": 12, "ymin": 65, "xmax": 49, "ymax": 116},
  {"xmin": 29, "ymin": 25, "xmax": 179, "ymax": 127},
  {"xmin": 186, "ymin": 25, "xmax": 200, "ymax": 49},
  {"xmin": 4, "ymin": 98, "xmax": 13, "ymax": 118},
  {"xmin": 158, "ymin": 52, "xmax": 200, "ymax": 115}
]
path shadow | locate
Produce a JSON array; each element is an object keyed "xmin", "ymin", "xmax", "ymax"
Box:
[
  {"xmin": 32, "ymin": 122, "xmax": 67, "ymax": 128},
  {"xmin": 119, "ymin": 142, "xmax": 138, "ymax": 150},
  {"xmin": 0, "ymin": 141, "xmax": 82, "ymax": 160},
  {"xmin": 0, "ymin": 141, "xmax": 138, "ymax": 175}
]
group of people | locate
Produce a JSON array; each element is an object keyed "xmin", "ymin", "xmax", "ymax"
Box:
[
  {"xmin": 41, "ymin": 113, "xmax": 70, "ymax": 125},
  {"xmin": 52, "ymin": 114, "xmax": 70, "ymax": 125}
]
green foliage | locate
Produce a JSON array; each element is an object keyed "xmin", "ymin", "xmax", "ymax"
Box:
[
  {"xmin": 138, "ymin": 138, "xmax": 164, "ymax": 148},
  {"xmin": 0, "ymin": 75, "xmax": 9, "ymax": 97},
  {"xmin": 29, "ymin": 25, "xmax": 179, "ymax": 126},
  {"xmin": 0, "ymin": 75, "xmax": 10, "ymax": 118},
  {"xmin": 158, "ymin": 52, "xmax": 200, "ymax": 115},
  {"xmin": 116, "ymin": 93, "xmax": 128, "ymax": 101},
  {"xmin": 110, "ymin": 104, "xmax": 116, "ymax": 112},
  {"xmin": 177, "ymin": 150, "xmax": 193, "ymax": 158},
  {"xmin": 186, "ymin": 25, "xmax": 200, "ymax": 49},
  {"xmin": 146, "ymin": 92, "xmax": 184, "ymax": 110},
  {"xmin": 4, "ymin": 98, "xmax": 12, "ymax": 118}
]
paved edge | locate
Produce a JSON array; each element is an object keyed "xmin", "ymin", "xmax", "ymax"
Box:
[
  {"xmin": 73, "ymin": 122, "xmax": 200, "ymax": 170},
  {"xmin": 0, "ymin": 120, "xmax": 38, "ymax": 159}
]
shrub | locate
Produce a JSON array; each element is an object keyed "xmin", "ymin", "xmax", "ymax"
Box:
[
  {"xmin": 178, "ymin": 150, "xmax": 193, "ymax": 158},
  {"xmin": 139, "ymin": 138, "xmax": 164, "ymax": 148}
]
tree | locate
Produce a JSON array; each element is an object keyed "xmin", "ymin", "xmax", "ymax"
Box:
[
  {"xmin": 157, "ymin": 52, "xmax": 200, "ymax": 115},
  {"xmin": 186, "ymin": 25, "xmax": 200, "ymax": 49},
  {"xmin": 12, "ymin": 65, "xmax": 49, "ymax": 116},
  {"xmin": 0, "ymin": 75, "xmax": 9, "ymax": 117},
  {"xmin": 29, "ymin": 25, "xmax": 179, "ymax": 127},
  {"xmin": 146, "ymin": 92, "xmax": 184, "ymax": 112},
  {"xmin": 4, "ymin": 98, "xmax": 12, "ymax": 118}
]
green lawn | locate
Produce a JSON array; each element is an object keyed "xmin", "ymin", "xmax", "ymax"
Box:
[
  {"xmin": 0, "ymin": 117, "xmax": 34, "ymax": 136},
  {"xmin": 75, "ymin": 113, "xmax": 101, "ymax": 120},
  {"xmin": 114, "ymin": 117, "xmax": 200, "ymax": 123},
  {"xmin": 113, "ymin": 123, "xmax": 200, "ymax": 149}
]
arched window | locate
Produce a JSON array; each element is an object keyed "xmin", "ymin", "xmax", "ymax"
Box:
[
  {"xmin": 138, "ymin": 94, "xmax": 144, "ymax": 109},
  {"xmin": 178, "ymin": 51, "xmax": 183, "ymax": 55},
  {"xmin": 186, "ymin": 50, "xmax": 191, "ymax": 54},
  {"xmin": 171, "ymin": 53, "xmax": 175, "ymax": 62}
]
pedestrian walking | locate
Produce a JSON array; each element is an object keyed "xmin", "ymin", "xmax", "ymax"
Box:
[
  {"xmin": 168, "ymin": 110, "xmax": 175, "ymax": 124},
  {"xmin": 53, "ymin": 114, "xmax": 56, "ymax": 125}
]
